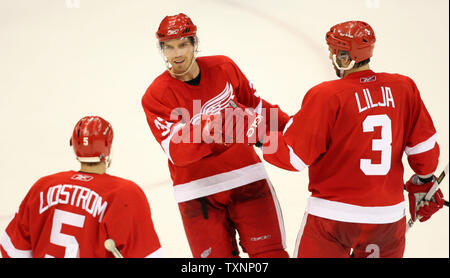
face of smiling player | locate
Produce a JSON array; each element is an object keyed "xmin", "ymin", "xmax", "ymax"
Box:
[{"xmin": 162, "ymin": 37, "xmax": 199, "ymax": 80}]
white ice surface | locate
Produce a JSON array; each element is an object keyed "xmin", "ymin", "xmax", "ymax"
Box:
[{"xmin": 0, "ymin": 0, "xmax": 448, "ymax": 258}]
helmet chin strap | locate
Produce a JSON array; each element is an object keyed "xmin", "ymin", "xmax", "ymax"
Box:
[
  {"xmin": 106, "ymin": 147, "xmax": 113, "ymax": 169},
  {"xmin": 332, "ymin": 54, "xmax": 355, "ymax": 78}
]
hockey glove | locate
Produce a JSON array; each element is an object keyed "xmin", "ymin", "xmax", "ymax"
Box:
[
  {"xmin": 199, "ymin": 113, "xmax": 233, "ymax": 153},
  {"xmin": 406, "ymin": 175, "xmax": 445, "ymax": 222},
  {"xmin": 220, "ymin": 100, "xmax": 266, "ymax": 145},
  {"xmin": 200, "ymin": 113, "xmax": 221, "ymax": 142}
]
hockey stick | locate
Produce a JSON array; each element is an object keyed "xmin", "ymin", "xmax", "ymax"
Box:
[
  {"xmin": 406, "ymin": 163, "xmax": 449, "ymax": 233},
  {"xmin": 104, "ymin": 239, "xmax": 123, "ymax": 258}
]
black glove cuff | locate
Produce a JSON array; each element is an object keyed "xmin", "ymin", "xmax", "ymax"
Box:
[
  {"xmin": 418, "ymin": 176, "xmax": 434, "ymax": 184},
  {"xmin": 255, "ymin": 141, "xmax": 263, "ymax": 148}
]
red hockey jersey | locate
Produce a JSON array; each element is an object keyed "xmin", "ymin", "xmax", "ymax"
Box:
[
  {"xmin": 0, "ymin": 171, "xmax": 161, "ymax": 258},
  {"xmin": 142, "ymin": 55, "xmax": 289, "ymax": 203},
  {"xmin": 263, "ymin": 70, "xmax": 439, "ymax": 224}
]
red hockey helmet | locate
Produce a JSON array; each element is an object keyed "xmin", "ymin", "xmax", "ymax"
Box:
[
  {"xmin": 156, "ymin": 13, "xmax": 197, "ymax": 42},
  {"xmin": 70, "ymin": 116, "xmax": 113, "ymax": 163},
  {"xmin": 326, "ymin": 21, "xmax": 376, "ymax": 63}
]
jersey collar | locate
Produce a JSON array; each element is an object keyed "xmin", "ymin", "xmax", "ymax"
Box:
[{"xmin": 344, "ymin": 69, "xmax": 375, "ymax": 79}]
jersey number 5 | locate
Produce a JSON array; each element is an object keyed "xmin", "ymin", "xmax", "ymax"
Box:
[
  {"xmin": 360, "ymin": 114, "xmax": 392, "ymax": 176},
  {"xmin": 45, "ymin": 209, "xmax": 85, "ymax": 258}
]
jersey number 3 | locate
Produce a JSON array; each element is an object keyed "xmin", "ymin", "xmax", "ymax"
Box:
[{"xmin": 360, "ymin": 114, "xmax": 392, "ymax": 176}]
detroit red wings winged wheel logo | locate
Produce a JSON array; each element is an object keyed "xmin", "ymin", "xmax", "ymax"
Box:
[{"xmin": 190, "ymin": 82, "xmax": 235, "ymax": 126}]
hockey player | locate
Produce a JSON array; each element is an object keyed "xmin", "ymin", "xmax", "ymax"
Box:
[
  {"xmin": 142, "ymin": 13, "xmax": 290, "ymax": 258},
  {"xmin": 0, "ymin": 116, "xmax": 162, "ymax": 258},
  {"xmin": 261, "ymin": 21, "xmax": 444, "ymax": 258}
]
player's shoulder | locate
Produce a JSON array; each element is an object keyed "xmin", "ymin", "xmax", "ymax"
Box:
[
  {"xmin": 102, "ymin": 173, "xmax": 137, "ymax": 186},
  {"xmin": 197, "ymin": 55, "xmax": 237, "ymax": 69},
  {"xmin": 307, "ymin": 79, "xmax": 343, "ymax": 98},
  {"xmin": 102, "ymin": 174, "xmax": 144, "ymax": 193},
  {"xmin": 143, "ymin": 71, "xmax": 172, "ymax": 99},
  {"xmin": 33, "ymin": 170, "xmax": 75, "ymax": 185},
  {"xmin": 310, "ymin": 71, "xmax": 416, "ymax": 93},
  {"xmin": 28, "ymin": 171, "xmax": 76, "ymax": 192},
  {"xmin": 142, "ymin": 76, "xmax": 178, "ymax": 112},
  {"xmin": 311, "ymin": 79, "xmax": 340, "ymax": 90},
  {"xmin": 302, "ymin": 78, "xmax": 362, "ymax": 107},
  {"xmin": 376, "ymin": 71, "xmax": 420, "ymax": 95},
  {"xmin": 377, "ymin": 71, "xmax": 415, "ymax": 84},
  {"xmin": 198, "ymin": 55, "xmax": 234, "ymax": 64}
]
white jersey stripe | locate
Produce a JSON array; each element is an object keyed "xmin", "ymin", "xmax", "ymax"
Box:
[
  {"xmin": 306, "ymin": 197, "xmax": 406, "ymax": 224},
  {"xmin": 173, "ymin": 163, "xmax": 269, "ymax": 203},
  {"xmin": 282, "ymin": 117, "xmax": 293, "ymax": 136},
  {"xmin": 266, "ymin": 180, "xmax": 287, "ymax": 250},
  {"xmin": 405, "ymin": 133, "xmax": 437, "ymax": 156},
  {"xmin": 145, "ymin": 247, "xmax": 163, "ymax": 258},
  {"xmin": 161, "ymin": 122, "xmax": 185, "ymax": 164},
  {"xmin": 287, "ymin": 145, "xmax": 308, "ymax": 171},
  {"xmin": 0, "ymin": 231, "xmax": 33, "ymax": 258},
  {"xmin": 255, "ymin": 99, "xmax": 263, "ymax": 115},
  {"xmin": 293, "ymin": 212, "xmax": 309, "ymax": 258}
]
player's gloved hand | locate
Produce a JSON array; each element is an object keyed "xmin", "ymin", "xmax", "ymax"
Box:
[
  {"xmin": 221, "ymin": 100, "xmax": 266, "ymax": 145},
  {"xmin": 200, "ymin": 113, "xmax": 232, "ymax": 154},
  {"xmin": 200, "ymin": 113, "xmax": 220, "ymax": 141},
  {"xmin": 406, "ymin": 175, "xmax": 445, "ymax": 222}
]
